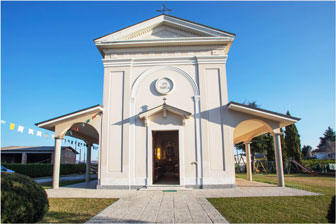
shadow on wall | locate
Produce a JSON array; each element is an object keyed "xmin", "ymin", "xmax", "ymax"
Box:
[{"xmin": 112, "ymin": 102, "xmax": 279, "ymax": 131}]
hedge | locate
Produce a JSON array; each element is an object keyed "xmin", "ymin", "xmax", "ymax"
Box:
[
  {"xmin": 1, "ymin": 172, "xmax": 49, "ymax": 223},
  {"xmin": 1, "ymin": 163, "xmax": 86, "ymax": 178},
  {"xmin": 301, "ymin": 159, "xmax": 336, "ymax": 172}
]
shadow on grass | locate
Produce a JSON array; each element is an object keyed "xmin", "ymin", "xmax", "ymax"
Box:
[{"xmin": 41, "ymin": 211, "xmax": 92, "ymax": 223}]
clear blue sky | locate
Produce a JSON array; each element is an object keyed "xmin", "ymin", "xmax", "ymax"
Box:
[{"xmin": 1, "ymin": 1, "xmax": 335, "ymax": 161}]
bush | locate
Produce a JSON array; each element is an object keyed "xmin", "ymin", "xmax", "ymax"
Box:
[
  {"xmin": 1, "ymin": 163, "xmax": 86, "ymax": 178},
  {"xmin": 1, "ymin": 172, "xmax": 49, "ymax": 223},
  {"xmin": 301, "ymin": 159, "xmax": 335, "ymax": 172},
  {"xmin": 326, "ymin": 195, "xmax": 335, "ymax": 223}
]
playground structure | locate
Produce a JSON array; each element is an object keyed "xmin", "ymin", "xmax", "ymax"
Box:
[
  {"xmin": 235, "ymin": 154, "xmax": 321, "ymax": 175},
  {"xmin": 288, "ymin": 160, "xmax": 317, "ymax": 175}
]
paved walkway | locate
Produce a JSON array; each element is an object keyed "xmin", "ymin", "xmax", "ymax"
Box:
[
  {"xmin": 34, "ymin": 174, "xmax": 97, "ymax": 184},
  {"xmin": 86, "ymin": 191, "xmax": 228, "ymax": 223},
  {"xmin": 45, "ymin": 179, "xmax": 320, "ymax": 223}
]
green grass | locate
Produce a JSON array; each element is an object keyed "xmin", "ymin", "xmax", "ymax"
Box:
[
  {"xmin": 40, "ymin": 198, "xmax": 117, "ymax": 223},
  {"xmin": 208, "ymin": 173, "xmax": 335, "ymax": 223}
]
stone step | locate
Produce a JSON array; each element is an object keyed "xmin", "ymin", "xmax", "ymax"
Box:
[{"xmin": 139, "ymin": 185, "xmax": 192, "ymax": 191}]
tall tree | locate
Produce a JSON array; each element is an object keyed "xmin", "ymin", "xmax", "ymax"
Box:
[
  {"xmin": 285, "ymin": 111, "xmax": 302, "ymax": 162},
  {"xmin": 264, "ymin": 133, "xmax": 275, "ymax": 161},
  {"xmin": 302, "ymin": 145, "xmax": 312, "ymax": 158},
  {"xmin": 280, "ymin": 128, "xmax": 287, "ymax": 162},
  {"xmin": 317, "ymin": 126, "xmax": 336, "ymax": 149}
]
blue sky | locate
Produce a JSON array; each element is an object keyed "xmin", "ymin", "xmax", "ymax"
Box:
[{"xmin": 1, "ymin": 1, "xmax": 335, "ymax": 161}]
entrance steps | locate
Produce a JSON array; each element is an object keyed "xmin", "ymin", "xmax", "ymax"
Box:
[{"xmin": 139, "ymin": 185, "xmax": 192, "ymax": 191}]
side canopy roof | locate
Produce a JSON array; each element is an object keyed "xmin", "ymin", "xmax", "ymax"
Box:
[{"xmin": 94, "ymin": 14, "xmax": 235, "ymax": 55}]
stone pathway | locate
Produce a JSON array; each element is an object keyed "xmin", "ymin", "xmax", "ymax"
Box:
[
  {"xmin": 86, "ymin": 191, "xmax": 228, "ymax": 223},
  {"xmin": 45, "ymin": 179, "xmax": 321, "ymax": 223}
]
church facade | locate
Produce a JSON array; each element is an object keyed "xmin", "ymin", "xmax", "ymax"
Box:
[{"xmin": 37, "ymin": 15, "xmax": 300, "ymax": 189}]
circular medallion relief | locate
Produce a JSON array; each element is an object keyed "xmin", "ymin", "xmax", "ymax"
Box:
[{"xmin": 155, "ymin": 77, "xmax": 174, "ymax": 95}]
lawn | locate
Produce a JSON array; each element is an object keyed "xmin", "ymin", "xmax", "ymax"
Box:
[
  {"xmin": 41, "ymin": 198, "xmax": 117, "ymax": 223},
  {"xmin": 208, "ymin": 173, "xmax": 335, "ymax": 223}
]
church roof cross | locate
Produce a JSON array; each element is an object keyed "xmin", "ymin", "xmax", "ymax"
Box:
[{"xmin": 156, "ymin": 3, "xmax": 172, "ymax": 15}]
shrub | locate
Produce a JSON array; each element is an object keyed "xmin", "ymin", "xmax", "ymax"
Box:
[
  {"xmin": 1, "ymin": 172, "xmax": 49, "ymax": 223},
  {"xmin": 326, "ymin": 195, "xmax": 335, "ymax": 223},
  {"xmin": 2, "ymin": 163, "xmax": 86, "ymax": 178},
  {"xmin": 301, "ymin": 159, "xmax": 335, "ymax": 172}
]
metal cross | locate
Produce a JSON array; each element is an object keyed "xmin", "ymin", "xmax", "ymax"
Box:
[{"xmin": 156, "ymin": 3, "xmax": 172, "ymax": 14}]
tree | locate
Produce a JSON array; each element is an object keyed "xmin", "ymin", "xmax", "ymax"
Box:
[
  {"xmin": 264, "ymin": 133, "xmax": 275, "ymax": 161},
  {"xmin": 317, "ymin": 126, "xmax": 336, "ymax": 149},
  {"xmin": 285, "ymin": 111, "xmax": 302, "ymax": 162},
  {"xmin": 280, "ymin": 128, "xmax": 287, "ymax": 162},
  {"xmin": 301, "ymin": 145, "xmax": 312, "ymax": 158}
]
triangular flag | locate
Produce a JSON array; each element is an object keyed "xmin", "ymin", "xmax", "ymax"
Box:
[
  {"xmin": 28, "ymin": 129, "xmax": 34, "ymax": 135},
  {"xmin": 86, "ymin": 119, "xmax": 90, "ymax": 123},
  {"xmin": 51, "ymin": 135, "xmax": 55, "ymax": 139},
  {"xmin": 10, "ymin": 123, "xmax": 15, "ymax": 130},
  {"xmin": 92, "ymin": 114, "xmax": 97, "ymax": 119},
  {"xmin": 37, "ymin": 131, "xmax": 42, "ymax": 137},
  {"xmin": 17, "ymin": 126, "xmax": 24, "ymax": 133},
  {"xmin": 73, "ymin": 126, "xmax": 79, "ymax": 132}
]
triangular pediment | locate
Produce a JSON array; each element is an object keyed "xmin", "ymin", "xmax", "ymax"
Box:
[
  {"xmin": 138, "ymin": 103, "xmax": 192, "ymax": 126},
  {"xmin": 95, "ymin": 14, "xmax": 235, "ymax": 43}
]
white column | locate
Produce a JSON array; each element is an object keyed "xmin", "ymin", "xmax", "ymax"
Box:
[
  {"xmin": 86, "ymin": 144, "xmax": 92, "ymax": 182},
  {"xmin": 273, "ymin": 133, "xmax": 285, "ymax": 187},
  {"xmin": 21, "ymin": 153, "xmax": 27, "ymax": 164},
  {"xmin": 244, "ymin": 142, "xmax": 252, "ymax": 181},
  {"xmin": 52, "ymin": 138, "xmax": 62, "ymax": 189}
]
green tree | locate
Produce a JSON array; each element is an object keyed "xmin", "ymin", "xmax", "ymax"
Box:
[
  {"xmin": 280, "ymin": 128, "xmax": 287, "ymax": 162},
  {"xmin": 301, "ymin": 145, "xmax": 312, "ymax": 158},
  {"xmin": 264, "ymin": 133, "xmax": 275, "ymax": 161},
  {"xmin": 284, "ymin": 111, "xmax": 302, "ymax": 162},
  {"xmin": 317, "ymin": 126, "xmax": 336, "ymax": 149}
]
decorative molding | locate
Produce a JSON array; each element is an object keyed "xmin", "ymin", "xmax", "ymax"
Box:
[
  {"xmin": 95, "ymin": 15, "xmax": 234, "ymax": 43},
  {"xmin": 131, "ymin": 65, "xmax": 200, "ymax": 98}
]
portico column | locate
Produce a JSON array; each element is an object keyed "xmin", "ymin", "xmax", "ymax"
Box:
[
  {"xmin": 52, "ymin": 138, "xmax": 62, "ymax": 189},
  {"xmin": 86, "ymin": 144, "xmax": 92, "ymax": 182},
  {"xmin": 21, "ymin": 153, "xmax": 27, "ymax": 164},
  {"xmin": 273, "ymin": 132, "xmax": 285, "ymax": 187},
  {"xmin": 244, "ymin": 141, "xmax": 252, "ymax": 181}
]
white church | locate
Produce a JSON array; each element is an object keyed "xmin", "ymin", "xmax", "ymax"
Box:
[{"xmin": 36, "ymin": 14, "xmax": 300, "ymax": 189}]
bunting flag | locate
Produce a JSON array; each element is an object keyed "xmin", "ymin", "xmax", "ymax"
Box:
[
  {"xmin": 51, "ymin": 135, "xmax": 55, "ymax": 139},
  {"xmin": 28, "ymin": 129, "xmax": 34, "ymax": 135},
  {"xmin": 92, "ymin": 114, "xmax": 97, "ymax": 119},
  {"xmin": 86, "ymin": 119, "xmax": 90, "ymax": 123},
  {"xmin": 81, "ymin": 123, "xmax": 85, "ymax": 127},
  {"xmin": 37, "ymin": 131, "xmax": 42, "ymax": 137},
  {"xmin": 18, "ymin": 126, "xmax": 24, "ymax": 133},
  {"xmin": 10, "ymin": 123, "xmax": 15, "ymax": 130},
  {"xmin": 73, "ymin": 126, "xmax": 79, "ymax": 132}
]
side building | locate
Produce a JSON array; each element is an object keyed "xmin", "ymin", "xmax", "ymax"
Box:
[{"xmin": 1, "ymin": 146, "xmax": 78, "ymax": 164}]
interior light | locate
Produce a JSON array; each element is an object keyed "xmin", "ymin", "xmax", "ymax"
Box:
[{"xmin": 157, "ymin": 147, "xmax": 161, "ymax": 160}]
